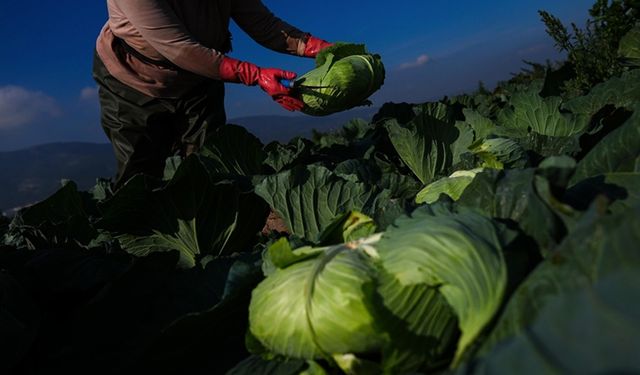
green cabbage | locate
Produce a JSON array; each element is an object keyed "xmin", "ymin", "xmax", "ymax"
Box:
[
  {"xmin": 248, "ymin": 242, "xmax": 384, "ymax": 359},
  {"xmin": 248, "ymin": 206, "xmax": 507, "ymax": 372},
  {"xmin": 296, "ymin": 43, "xmax": 385, "ymax": 116}
]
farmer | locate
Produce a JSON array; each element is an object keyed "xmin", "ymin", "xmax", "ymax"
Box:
[{"xmin": 93, "ymin": 0, "xmax": 332, "ymax": 187}]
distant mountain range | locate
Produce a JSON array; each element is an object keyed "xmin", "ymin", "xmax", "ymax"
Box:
[
  {"xmin": 230, "ymin": 107, "xmax": 378, "ymax": 143},
  {"xmin": 0, "ymin": 142, "xmax": 116, "ymax": 215},
  {"xmin": 0, "ymin": 111, "xmax": 379, "ymax": 215}
]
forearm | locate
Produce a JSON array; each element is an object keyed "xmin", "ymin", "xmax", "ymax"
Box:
[{"xmin": 231, "ymin": 0, "xmax": 309, "ymax": 56}]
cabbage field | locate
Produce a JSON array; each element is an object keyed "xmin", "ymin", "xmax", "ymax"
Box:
[{"xmin": 2, "ymin": 4, "xmax": 640, "ymax": 375}]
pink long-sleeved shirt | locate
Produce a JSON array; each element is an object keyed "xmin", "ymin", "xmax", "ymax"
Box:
[{"xmin": 96, "ymin": 0, "xmax": 308, "ymax": 98}]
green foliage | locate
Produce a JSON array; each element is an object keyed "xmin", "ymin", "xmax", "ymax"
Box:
[
  {"xmin": 496, "ymin": 91, "xmax": 590, "ymax": 137},
  {"xmin": 457, "ymin": 166, "xmax": 575, "ymax": 254},
  {"xmin": 562, "ymin": 68, "xmax": 640, "ymax": 114},
  {"xmin": 539, "ymin": 0, "xmax": 640, "ymax": 96},
  {"xmin": 199, "ymin": 124, "xmax": 267, "ymax": 176},
  {"xmin": 3, "ymin": 181, "xmax": 97, "ymax": 250},
  {"xmin": 619, "ymin": 25, "xmax": 640, "ymax": 65},
  {"xmin": 249, "ymin": 206, "xmax": 507, "ymax": 373},
  {"xmin": 375, "ymin": 206, "xmax": 507, "ymax": 367},
  {"xmin": 2, "ymin": 1, "xmax": 639, "ymax": 374},
  {"xmin": 97, "ymin": 156, "xmax": 268, "ymax": 268},
  {"xmin": 469, "ymin": 138, "xmax": 528, "ymax": 169},
  {"xmin": 415, "ymin": 169, "xmax": 483, "ymax": 204},
  {"xmin": 468, "ymin": 204, "xmax": 640, "ymax": 374},
  {"xmin": 384, "ymin": 103, "xmax": 473, "ymax": 185},
  {"xmin": 254, "ymin": 165, "xmax": 384, "ymax": 242},
  {"xmin": 570, "ymin": 105, "xmax": 640, "ymax": 183}
]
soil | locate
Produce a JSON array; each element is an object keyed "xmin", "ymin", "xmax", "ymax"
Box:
[{"xmin": 261, "ymin": 209, "xmax": 290, "ymax": 236}]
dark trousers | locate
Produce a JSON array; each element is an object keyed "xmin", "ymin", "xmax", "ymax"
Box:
[{"xmin": 92, "ymin": 51, "xmax": 226, "ymax": 188}]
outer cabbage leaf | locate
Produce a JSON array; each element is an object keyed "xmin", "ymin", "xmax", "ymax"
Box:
[
  {"xmin": 469, "ymin": 138, "xmax": 528, "ymax": 169},
  {"xmin": 570, "ymin": 106, "xmax": 640, "ymax": 184},
  {"xmin": 371, "ymin": 102, "xmax": 419, "ymax": 125},
  {"xmin": 317, "ymin": 211, "xmax": 376, "ymax": 245},
  {"xmin": 312, "ymin": 118, "xmax": 372, "ymax": 149},
  {"xmin": 254, "ymin": 165, "xmax": 381, "ymax": 241},
  {"xmin": 373, "ymin": 206, "xmax": 507, "ymax": 365},
  {"xmin": 619, "ymin": 25, "xmax": 640, "ymax": 66},
  {"xmin": 449, "ymin": 94, "xmax": 476, "ymax": 108},
  {"xmin": 334, "ymin": 159, "xmax": 422, "ymax": 200},
  {"xmin": 514, "ymin": 132, "xmax": 581, "ymax": 158},
  {"xmin": 334, "ymin": 158, "xmax": 381, "ymax": 184},
  {"xmin": 226, "ymin": 356, "xmax": 307, "ymax": 375},
  {"xmin": 264, "ymin": 237, "xmax": 325, "ymax": 271},
  {"xmin": 414, "ymin": 102, "xmax": 457, "ymax": 124},
  {"xmin": 375, "ymin": 269, "xmax": 459, "ymax": 374},
  {"xmin": 460, "ymin": 270, "xmax": 640, "ymax": 375},
  {"xmin": 466, "ymin": 204, "xmax": 640, "ymax": 374},
  {"xmin": 457, "ymin": 168, "xmax": 569, "ymax": 253},
  {"xmin": 97, "ymin": 156, "xmax": 268, "ymax": 268},
  {"xmin": 385, "ymin": 109, "xmax": 472, "ymax": 185},
  {"xmin": 416, "ymin": 103, "xmax": 475, "ymax": 165},
  {"xmin": 163, "ymin": 156, "xmax": 183, "ymax": 181},
  {"xmin": 298, "ymin": 43, "xmax": 385, "ymax": 116},
  {"xmin": 497, "ymin": 92, "xmax": 589, "ymax": 137},
  {"xmin": 378, "ymin": 173, "xmax": 423, "ymax": 200},
  {"xmin": 562, "ymin": 69, "xmax": 640, "ymax": 115},
  {"xmin": 566, "ymin": 172, "xmax": 640, "ymax": 214},
  {"xmin": 263, "ymin": 138, "xmax": 311, "ymax": 173},
  {"xmin": 129, "ymin": 254, "xmax": 265, "ymax": 374},
  {"xmin": 3, "ymin": 181, "xmax": 97, "ymax": 250},
  {"xmin": 461, "ymin": 109, "xmax": 497, "ymax": 140},
  {"xmin": 199, "ymin": 124, "xmax": 267, "ymax": 176},
  {"xmin": 415, "ymin": 169, "xmax": 483, "ymax": 204}
]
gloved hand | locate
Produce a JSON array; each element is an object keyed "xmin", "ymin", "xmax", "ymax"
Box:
[
  {"xmin": 302, "ymin": 35, "xmax": 334, "ymax": 58},
  {"xmin": 218, "ymin": 56, "xmax": 304, "ymax": 111}
]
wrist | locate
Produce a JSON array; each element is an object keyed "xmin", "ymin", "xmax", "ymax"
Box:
[
  {"xmin": 303, "ymin": 35, "xmax": 333, "ymax": 58},
  {"xmin": 219, "ymin": 56, "xmax": 260, "ymax": 86}
]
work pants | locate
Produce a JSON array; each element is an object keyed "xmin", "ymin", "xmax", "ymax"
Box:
[{"xmin": 92, "ymin": 51, "xmax": 226, "ymax": 188}]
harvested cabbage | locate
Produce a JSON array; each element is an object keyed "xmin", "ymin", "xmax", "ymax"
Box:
[{"xmin": 296, "ymin": 43, "xmax": 385, "ymax": 116}]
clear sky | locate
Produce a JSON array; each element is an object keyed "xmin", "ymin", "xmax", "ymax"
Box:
[{"xmin": 0, "ymin": 0, "xmax": 594, "ymax": 151}]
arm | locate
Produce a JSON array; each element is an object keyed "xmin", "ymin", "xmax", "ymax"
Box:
[
  {"xmin": 114, "ymin": 0, "xmax": 307, "ymax": 111},
  {"xmin": 223, "ymin": 0, "xmax": 333, "ymax": 111},
  {"xmin": 112, "ymin": 0, "xmax": 223, "ymax": 79},
  {"xmin": 230, "ymin": 0, "xmax": 332, "ymax": 57}
]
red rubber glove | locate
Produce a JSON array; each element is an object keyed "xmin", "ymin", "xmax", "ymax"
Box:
[
  {"xmin": 303, "ymin": 35, "xmax": 334, "ymax": 58},
  {"xmin": 218, "ymin": 56, "xmax": 304, "ymax": 111}
]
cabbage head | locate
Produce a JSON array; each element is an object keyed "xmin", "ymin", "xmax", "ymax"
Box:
[
  {"xmin": 249, "ymin": 240, "xmax": 384, "ymax": 359},
  {"xmin": 248, "ymin": 206, "xmax": 507, "ymax": 373},
  {"xmin": 296, "ymin": 43, "xmax": 385, "ymax": 116}
]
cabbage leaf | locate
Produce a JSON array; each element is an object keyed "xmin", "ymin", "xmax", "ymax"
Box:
[
  {"xmin": 466, "ymin": 204, "xmax": 640, "ymax": 374},
  {"xmin": 373, "ymin": 206, "xmax": 507, "ymax": 366}
]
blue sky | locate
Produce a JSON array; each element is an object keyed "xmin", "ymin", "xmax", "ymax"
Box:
[{"xmin": 0, "ymin": 0, "xmax": 594, "ymax": 151}]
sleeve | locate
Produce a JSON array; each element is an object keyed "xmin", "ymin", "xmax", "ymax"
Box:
[
  {"xmin": 231, "ymin": 0, "xmax": 309, "ymax": 56},
  {"xmin": 113, "ymin": 0, "xmax": 224, "ymax": 79}
]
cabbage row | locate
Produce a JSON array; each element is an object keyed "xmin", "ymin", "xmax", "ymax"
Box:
[{"xmin": 2, "ymin": 23, "xmax": 640, "ymax": 375}]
